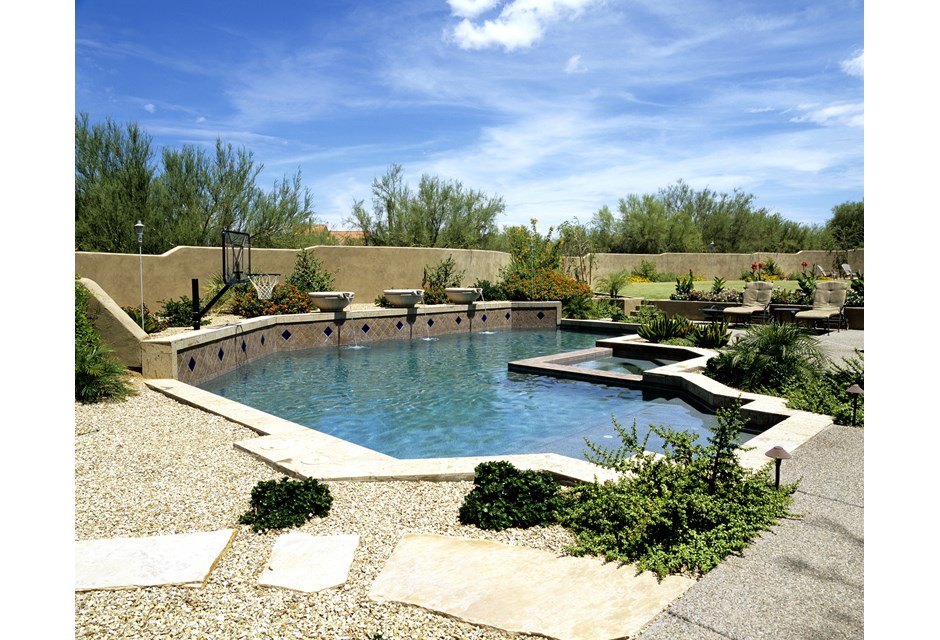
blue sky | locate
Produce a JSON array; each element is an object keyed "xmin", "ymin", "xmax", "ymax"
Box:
[{"xmin": 74, "ymin": 0, "xmax": 864, "ymax": 231}]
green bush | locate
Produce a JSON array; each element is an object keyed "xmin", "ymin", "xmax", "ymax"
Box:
[
  {"xmin": 286, "ymin": 248, "xmax": 336, "ymax": 292},
  {"xmin": 239, "ymin": 477, "xmax": 333, "ymax": 533},
  {"xmin": 638, "ymin": 315, "xmax": 694, "ymax": 343},
  {"xmin": 562, "ymin": 400, "xmax": 798, "ymax": 578},
  {"xmin": 633, "ymin": 303, "xmax": 665, "ymax": 324},
  {"xmin": 158, "ymin": 296, "xmax": 207, "ymax": 328},
  {"xmin": 631, "ymin": 259, "xmax": 659, "ymax": 281},
  {"xmin": 122, "ymin": 304, "xmax": 168, "ymax": 333},
  {"xmin": 595, "ymin": 270, "xmax": 631, "ymax": 297},
  {"xmin": 458, "ymin": 461, "xmax": 564, "ymax": 530},
  {"xmin": 846, "ymin": 274, "xmax": 864, "ymax": 307},
  {"xmin": 674, "ymin": 270, "xmax": 695, "ymax": 296},
  {"xmin": 471, "ymin": 279, "xmax": 504, "ymax": 301},
  {"xmin": 782, "ymin": 351, "xmax": 864, "ymax": 426},
  {"xmin": 75, "ymin": 279, "xmax": 135, "ymax": 403},
  {"xmin": 704, "ymin": 322, "xmax": 827, "ymax": 393},
  {"xmin": 422, "ymin": 256, "xmax": 464, "ymax": 305},
  {"xmin": 230, "ymin": 283, "xmax": 313, "ymax": 318},
  {"xmin": 500, "ymin": 267, "xmax": 593, "ymax": 303}
]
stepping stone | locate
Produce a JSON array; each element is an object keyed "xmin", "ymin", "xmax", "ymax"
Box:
[
  {"xmin": 369, "ymin": 534, "xmax": 696, "ymax": 640},
  {"xmin": 259, "ymin": 532, "xmax": 359, "ymax": 593},
  {"xmin": 75, "ymin": 529, "xmax": 236, "ymax": 591}
]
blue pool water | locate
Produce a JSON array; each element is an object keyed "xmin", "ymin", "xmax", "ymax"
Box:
[{"xmin": 198, "ymin": 329, "xmax": 717, "ymax": 460}]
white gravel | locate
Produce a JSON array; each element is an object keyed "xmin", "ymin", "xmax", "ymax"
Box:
[{"xmin": 75, "ymin": 373, "xmax": 576, "ymax": 639}]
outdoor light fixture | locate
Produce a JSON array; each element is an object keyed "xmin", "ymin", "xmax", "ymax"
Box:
[
  {"xmin": 134, "ymin": 220, "xmax": 145, "ymax": 331},
  {"xmin": 765, "ymin": 445, "xmax": 792, "ymax": 489},
  {"xmin": 847, "ymin": 384, "xmax": 864, "ymax": 426},
  {"xmin": 709, "ymin": 241, "xmax": 715, "ymax": 252}
]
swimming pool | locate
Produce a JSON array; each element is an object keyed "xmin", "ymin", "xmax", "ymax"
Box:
[{"xmin": 198, "ymin": 329, "xmax": 717, "ymax": 460}]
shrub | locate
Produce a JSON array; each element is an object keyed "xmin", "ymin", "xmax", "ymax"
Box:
[
  {"xmin": 374, "ymin": 294, "xmax": 391, "ymax": 308},
  {"xmin": 500, "ymin": 267, "xmax": 593, "ymax": 304},
  {"xmin": 458, "ymin": 461, "xmax": 564, "ymax": 530},
  {"xmin": 595, "ymin": 270, "xmax": 631, "ymax": 297},
  {"xmin": 631, "ymin": 259, "xmax": 659, "ymax": 281},
  {"xmin": 564, "ymin": 297, "xmax": 627, "ymax": 321},
  {"xmin": 710, "ymin": 276, "xmax": 726, "ymax": 294},
  {"xmin": 422, "ymin": 256, "xmax": 464, "ymax": 305},
  {"xmin": 75, "ymin": 279, "xmax": 135, "ymax": 403},
  {"xmin": 638, "ymin": 315, "xmax": 694, "ymax": 343},
  {"xmin": 562, "ymin": 400, "xmax": 798, "ymax": 578},
  {"xmin": 674, "ymin": 270, "xmax": 695, "ymax": 296},
  {"xmin": 122, "ymin": 304, "xmax": 168, "ymax": 333},
  {"xmin": 239, "ymin": 477, "xmax": 333, "ymax": 533},
  {"xmin": 782, "ymin": 351, "xmax": 864, "ymax": 426},
  {"xmin": 471, "ymin": 279, "xmax": 504, "ymax": 301},
  {"xmin": 633, "ymin": 303, "xmax": 664, "ymax": 324},
  {"xmin": 846, "ymin": 274, "xmax": 864, "ymax": 307},
  {"xmin": 704, "ymin": 322, "xmax": 827, "ymax": 393},
  {"xmin": 230, "ymin": 283, "xmax": 313, "ymax": 318},
  {"xmin": 286, "ymin": 248, "xmax": 336, "ymax": 292},
  {"xmin": 158, "ymin": 296, "xmax": 207, "ymax": 328},
  {"xmin": 671, "ymin": 288, "xmax": 743, "ymax": 303}
]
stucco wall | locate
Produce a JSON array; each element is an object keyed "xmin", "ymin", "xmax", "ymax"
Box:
[{"xmin": 75, "ymin": 245, "xmax": 863, "ymax": 309}]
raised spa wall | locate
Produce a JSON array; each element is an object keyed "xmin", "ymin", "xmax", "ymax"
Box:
[{"xmin": 141, "ymin": 302, "xmax": 561, "ymax": 386}]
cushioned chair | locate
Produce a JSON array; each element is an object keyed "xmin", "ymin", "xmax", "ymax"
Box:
[
  {"xmin": 722, "ymin": 281, "xmax": 773, "ymax": 325},
  {"xmin": 795, "ymin": 281, "xmax": 849, "ymax": 331}
]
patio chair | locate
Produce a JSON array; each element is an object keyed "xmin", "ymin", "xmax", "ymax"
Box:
[
  {"xmin": 815, "ymin": 264, "xmax": 833, "ymax": 279},
  {"xmin": 722, "ymin": 281, "xmax": 773, "ymax": 325},
  {"xmin": 795, "ymin": 281, "xmax": 849, "ymax": 331},
  {"xmin": 841, "ymin": 263, "xmax": 858, "ymax": 279}
]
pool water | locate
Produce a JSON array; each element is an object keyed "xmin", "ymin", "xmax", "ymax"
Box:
[
  {"xmin": 198, "ymin": 329, "xmax": 717, "ymax": 460},
  {"xmin": 574, "ymin": 355, "xmax": 680, "ymax": 374}
]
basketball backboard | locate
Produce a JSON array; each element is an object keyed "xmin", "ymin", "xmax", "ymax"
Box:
[{"xmin": 222, "ymin": 230, "xmax": 251, "ymax": 285}]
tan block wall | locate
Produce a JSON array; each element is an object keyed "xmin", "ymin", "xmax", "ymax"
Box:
[{"xmin": 75, "ymin": 245, "xmax": 863, "ymax": 310}]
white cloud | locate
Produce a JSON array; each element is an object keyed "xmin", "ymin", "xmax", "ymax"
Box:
[
  {"xmin": 447, "ymin": 0, "xmax": 502, "ymax": 19},
  {"xmin": 564, "ymin": 54, "xmax": 586, "ymax": 73},
  {"xmin": 841, "ymin": 49, "xmax": 863, "ymax": 77},
  {"xmin": 450, "ymin": 0, "xmax": 597, "ymax": 51},
  {"xmin": 143, "ymin": 103, "xmax": 156, "ymax": 113},
  {"xmin": 790, "ymin": 102, "xmax": 864, "ymax": 128}
]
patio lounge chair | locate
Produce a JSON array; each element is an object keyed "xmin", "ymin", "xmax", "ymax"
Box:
[
  {"xmin": 841, "ymin": 263, "xmax": 858, "ymax": 279},
  {"xmin": 815, "ymin": 264, "xmax": 833, "ymax": 279},
  {"xmin": 722, "ymin": 281, "xmax": 773, "ymax": 325},
  {"xmin": 795, "ymin": 280, "xmax": 849, "ymax": 331}
]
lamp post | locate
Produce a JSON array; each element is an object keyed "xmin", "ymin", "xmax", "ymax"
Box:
[
  {"xmin": 134, "ymin": 220, "xmax": 145, "ymax": 331},
  {"xmin": 765, "ymin": 446, "xmax": 792, "ymax": 489},
  {"xmin": 847, "ymin": 384, "xmax": 864, "ymax": 426}
]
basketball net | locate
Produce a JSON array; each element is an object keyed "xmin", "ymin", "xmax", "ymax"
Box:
[{"xmin": 248, "ymin": 273, "xmax": 280, "ymax": 300}]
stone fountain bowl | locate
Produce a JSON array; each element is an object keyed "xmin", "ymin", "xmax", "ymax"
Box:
[
  {"xmin": 445, "ymin": 287, "xmax": 483, "ymax": 304},
  {"xmin": 383, "ymin": 289, "xmax": 424, "ymax": 307},
  {"xmin": 308, "ymin": 291, "xmax": 354, "ymax": 311}
]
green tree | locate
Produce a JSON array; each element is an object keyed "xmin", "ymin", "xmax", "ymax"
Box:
[
  {"xmin": 826, "ymin": 200, "xmax": 864, "ymax": 252},
  {"xmin": 346, "ymin": 165, "xmax": 503, "ymax": 248},
  {"xmin": 75, "ymin": 113, "xmax": 155, "ymax": 253}
]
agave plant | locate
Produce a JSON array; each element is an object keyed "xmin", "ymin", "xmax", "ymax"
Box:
[{"xmin": 638, "ymin": 314, "xmax": 694, "ymax": 343}]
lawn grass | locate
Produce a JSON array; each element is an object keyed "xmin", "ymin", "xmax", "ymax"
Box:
[{"xmin": 606, "ymin": 279, "xmax": 802, "ymax": 301}]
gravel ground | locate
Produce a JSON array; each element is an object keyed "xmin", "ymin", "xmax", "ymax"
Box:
[{"xmin": 75, "ymin": 371, "xmax": 576, "ymax": 640}]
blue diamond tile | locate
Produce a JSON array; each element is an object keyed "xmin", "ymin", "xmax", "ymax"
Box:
[
  {"xmin": 455, "ymin": 316, "xmax": 462, "ymax": 325},
  {"xmin": 188, "ymin": 357, "xmax": 196, "ymax": 372},
  {"xmin": 481, "ymin": 314, "xmax": 487, "ymax": 322},
  {"xmin": 362, "ymin": 323, "xmax": 370, "ymax": 334},
  {"xmin": 396, "ymin": 320, "xmax": 404, "ymax": 330},
  {"xmin": 324, "ymin": 326, "xmax": 333, "ymax": 337},
  {"xmin": 261, "ymin": 335, "xmax": 266, "ymax": 346},
  {"xmin": 537, "ymin": 311, "xmax": 545, "ymax": 319},
  {"xmin": 281, "ymin": 329, "xmax": 292, "ymax": 340},
  {"xmin": 241, "ymin": 340, "xmax": 246, "ymax": 352},
  {"xmin": 427, "ymin": 318, "xmax": 434, "ymax": 327},
  {"xmin": 505, "ymin": 312, "xmax": 511, "ymax": 320},
  {"xmin": 217, "ymin": 347, "xmax": 225, "ymax": 361}
]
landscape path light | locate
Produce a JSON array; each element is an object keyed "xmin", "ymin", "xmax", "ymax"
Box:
[
  {"xmin": 765, "ymin": 445, "xmax": 792, "ymax": 489},
  {"xmin": 847, "ymin": 384, "xmax": 864, "ymax": 426},
  {"xmin": 134, "ymin": 220, "xmax": 145, "ymax": 331}
]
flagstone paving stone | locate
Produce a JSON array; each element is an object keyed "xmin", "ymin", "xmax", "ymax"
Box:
[
  {"xmin": 369, "ymin": 533, "xmax": 696, "ymax": 640},
  {"xmin": 258, "ymin": 532, "xmax": 360, "ymax": 593},
  {"xmin": 75, "ymin": 529, "xmax": 236, "ymax": 592}
]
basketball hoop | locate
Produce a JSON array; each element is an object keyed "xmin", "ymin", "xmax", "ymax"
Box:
[{"xmin": 248, "ymin": 273, "xmax": 280, "ymax": 300}]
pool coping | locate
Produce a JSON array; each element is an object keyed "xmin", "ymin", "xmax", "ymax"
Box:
[{"xmin": 145, "ymin": 332, "xmax": 833, "ymax": 484}]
